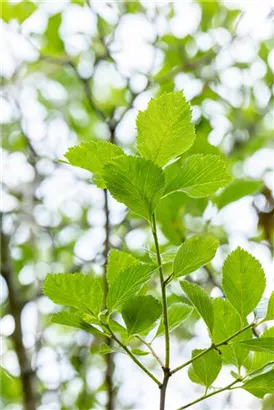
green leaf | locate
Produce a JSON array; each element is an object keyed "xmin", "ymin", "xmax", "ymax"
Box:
[
  {"xmin": 250, "ymin": 327, "xmax": 274, "ymax": 372},
  {"xmin": 173, "ymin": 235, "xmax": 219, "ymax": 278},
  {"xmin": 106, "ymin": 263, "xmax": 156, "ymax": 313},
  {"xmin": 51, "ymin": 311, "xmax": 105, "ymax": 336},
  {"xmin": 235, "ymin": 338, "xmax": 274, "ymax": 354},
  {"xmin": 43, "ymin": 273, "xmax": 103, "ymax": 316},
  {"xmin": 64, "ymin": 141, "xmax": 125, "ymax": 188},
  {"xmin": 222, "ymin": 247, "xmax": 266, "ymax": 323},
  {"xmin": 42, "ymin": 14, "xmax": 65, "ymax": 56},
  {"xmin": 1, "ymin": 0, "xmax": 36, "ymax": 23},
  {"xmin": 107, "ymin": 249, "xmax": 139, "ymax": 285},
  {"xmin": 137, "ymin": 91, "xmax": 196, "ymax": 167},
  {"xmin": 180, "ymin": 281, "xmax": 214, "ymax": 335},
  {"xmin": 212, "ymin": 298, "xmax": 251, "ymax": 369},
  {"xmin": 131, "ymin": 348, "xmax": 149, "ymax": 356},
  {"xmin": 164, "ymin": 154, "xmax": 231, "ymax": 198},
  {"xmin": 103, "ymin": 156, "xmax": 165, "ymax": 221},
  {"xmin": 122, "ymin": 295, "xmax": 162, "ymax": 336},
  {"xmin": 243, "ymin": 369, "xmax": 274, "ymax": 398},
  {"xmin": 265, "ymin": 292, "xmax": 274, "ymax": 321},
  {"xmin": 189, "ymin": 349, "xmax": 222, "ymax": 390},
  {"xmin": 214, "ymin": 179, "xmax": 263, "ymax": 209},
  {"xmin": 156, "ymin": 303, "xmax": 193, "ymax": 337}
]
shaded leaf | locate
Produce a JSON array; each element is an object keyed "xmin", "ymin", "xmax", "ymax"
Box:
[
  {"xmin": 212, "ymin": 298, "xmax": 251, "ymax": 369},
  {"xmin": 214, "ymin": 179, "xmax": 262, "ymax": 209},
  {"xmin": 107, "ymin": 249, "xmax": 139, "ymax": 285},
  {"xmin": 122, "ymin": 295, "xmax": 162, "ymax": 336},
  {"xmin": 180, "ymin": 281, "xmax": 214, "ymax": 335},
  {"xmin": 173, "ymin": 235, "xmax": 219, "ymax": 278},
  {"xmin": 156, "ymin": 303, "xmax": 193, "ymax": 337},
  {"xmin": 265, "ymin": 292, "xmax": 274, "ymax": 321},
  {"xmin": 236, "ymin": 338, "xmax": 274, "ymax": 354},
  {"xmin": 189, "ymin": 349, "xmax": 222, "ymax": 390},
  {"xmin": 243, "ymin": 369, "xmax": 274, "ymax": 398},
  {"xmin": 51, "ymin": 311, "xmax": 105, "ymax": 336}
]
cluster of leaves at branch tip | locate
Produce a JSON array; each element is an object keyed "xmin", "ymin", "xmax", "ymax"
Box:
[{"xmin": 43, "ymin": 91, "xmax": 274, "ymax": 403}]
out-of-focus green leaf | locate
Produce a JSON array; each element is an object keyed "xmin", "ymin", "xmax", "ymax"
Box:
[
  {"xmin": 1, "ymin": 0, "xmax": 36, "ymax": 23},
  {"xmin": 214, "ymin": 180, "xmax": 263, "ymax": 209},
  {"xmin": 41, "ymin": 13, "xmax": 65, "ymax": 56}
]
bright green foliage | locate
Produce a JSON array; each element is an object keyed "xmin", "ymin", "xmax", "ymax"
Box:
[
  {"xmin": 64, "ymin": 141, "xmax": 125, "ymax": 188},
  {"xmin": 251, "ymin": 327, "xmax": 274, "ymax": 372},
  {"xmin": 51, "ymin": 311, "xmax": 105, "ymax": 336},
  {"xmin": 106, "ymin": 263, "xmax": 156, "ymax": 312},
  {"xmin": 103, "ymin": 156, "xmax": 165, "ymax": 221},
  {"xmin": 265, "ymin": 292, "xmax": 274, "ymax": 321},
  {"xmin": 243, "ymin": 369, "xmax": 274, "ymax": 398},
  {"xmin": 137, "ymin": 91, "xmax": 195, "ymax": 167},
  {"xmin": 156, "ymin": 303, "xmax": 193, "ymax": 337},
  {"xmin": 164, "ymin": 154, "xmax": 231, "ymax": 198},
  {"xmin": 42, "ymin": 14, "xmax": 65, "ymax": 56},
  {"xmin": 173, "ymin": 235, "xmax": 219, "ymax": 278},
  {"xmin": 189, "ymin": 349, "xmax": 222, "ymax": 391},
  {"xmin": 236, "ymin": 338, "xmax": 274, "ymax": 354},
  {"xmin": 214, "ymin": 179, "xmax": 263, "ymax": 209},
  {"xmin": 212, "ymin": 298, "xmax": 251, "ymax": 369},
  {"xmin": 1, "ymin": 0, "xmax": 36, "ymax": 23},
  {"xmin": 107, "ymin": 250, "xmax": 139, "ymax": 285},
  {"xmin": 222, "ymin": 247, "xmax": 266, "ymax": 323},
  {"xmin": 122, "ymin": 296, "xmax": 162, "ymax": 336},
  {"xmin": 43, "ymin": 273, "xmax": 103, "ymax": 316},
  {"xmin": 180, "ymin": 281, "xmax": 214, "ymax": 335}
]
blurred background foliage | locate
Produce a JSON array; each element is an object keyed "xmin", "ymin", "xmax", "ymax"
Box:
[{"xmin": 1, "ymin": 1, "xmax": 274, "ymax": 409}]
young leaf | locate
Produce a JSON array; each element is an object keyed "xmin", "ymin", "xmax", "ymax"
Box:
[
  {"xmin": 189, "ymin": 349, "xmax": 222, "ymax": 390},
  {"xmin": 107, "ymin": 263, "xmax": 157, "ymax": 313},
  {"xmin": 64, "ymin": 141, "xmax": 125, "ymax": 188},
  {"xmin": 122, "ymin": 295, "xmax": 162, "ymax": 336},
  {"xmin": 137, "ymin": 91, "xmax": 196, "ymax": 167},
  {"xmin": 235, "ymin": 338, "xmax": 274, "ymax": 354},
  {"xmin": 214, "ymin": 179, "xmax": 262, "ymax": 209},
  {"xmin": 265, "ymin": 292, "xmax": 274, "ymax": 321},
  {"xmin": 107, "ymin": 249, "xmax": 139, "ymax": 285},
  {"xmin": 103, "ymin": 156, "xmax": 165, "ymax": 221},
  {"xmin": 173, "ymin": 235, "xmax": 219, "ymax": 278},
  {"xmin": 180, "ymin": 281, "xmax": 214, "ymax": 335},
  {"xmin": 212, "ymin": 298, "xmax": 251, "ymax": 369},
  {"xmin": 243, "ymin": 369, "xmax": 274, "ymax": 398},
  {"xmin": 156, "ymin": 303, "xmax": 193, "ymax": 337},
  {"xmin": 51, "ymin": 311, "xmax": 105, "ymax": 336},
  {"xmin": 43, "ymin": 273, "xmax": 103, "ymax": 316},
  {"xmin": 164, "ymin": 154, "xmax": 231, "ymax": 198},
  {"xmin": 222, "ymin": 247, "xmax": 266, "ymax": 323}
]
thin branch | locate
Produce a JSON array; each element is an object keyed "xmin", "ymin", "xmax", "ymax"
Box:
[
  {"xmin": 105, "ymin": 325, "xmax": 161, "ymax": 387},
  {"xmin": 177, "ymin": 379, "xmax": 240, "ymax": 410},
  {"xmin": 171, "ymin": 320, "xmax": 264, "ymax": 375},
  {"xmin": 136, "ymin": 336, "xmax": 165, "ymax": 368}
]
